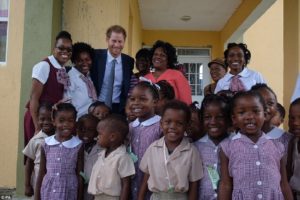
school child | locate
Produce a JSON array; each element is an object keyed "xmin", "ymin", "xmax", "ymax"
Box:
[
  {"xmin": 218, "ymin": 91, "xmax": 293, "ymax": 200},
  {"xmin": 138, "ymin": 100, "xmax": 203, "ymax": 200},
  {"xmin": 35, "ymin": 103, "xmax": 84, "ymax": 200},
  {"xmin": 77, "ymin": 114, "xmax": 101, "ymax": 200},
  {"xmin": 187, "ymin": 101, "xmax": 204, "ymax": 142},
  {"xmin": 127, "ymin": 81, "xmax": 162, "ymax": 199},
  {"xmin": 287, "ymin": 98, "xmax": 300, "ymax": 199},
  {"xmin": 195, "ymin": 95, "xmax": 231, "ymax": 200},
  {"xmin": 88, "ymin": 114, "xmax": 135, "ymax": 200},
  {"xmin": 214, "ymin": 43, "xmax": 265, "ymax": 94},
  {"xmin": 155, "ymin": 80, "xmax": 175, "ymax": 116},
  {"xmin": 271, "ymin": 103, "xmax": 286, "ymax": 127},
  {"xmin": 88, "ymin": 101, "xmax": 111, "ymax": 121},
  {"xmin": 24, "ymin": 31, "xmax": 72, "ymax": 146},
  {"xmin": 23, "ymin": 102, "xmax": 55, "ymax": 197},
  {"xmin": 64, "ymin": 42, "xmax": 97, "ymax": 120},
  {"xmin": 125, "ymin": 100, "xmax": 136, "ymax": 123},
  {"xmin": 251, "ymin": 83, "xmax": 292, "ymax": 153}
]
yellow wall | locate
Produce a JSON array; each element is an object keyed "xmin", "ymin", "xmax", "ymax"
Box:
[
  {"xmin": 283, "ymin": 0, "xmax": 299, "ymax": 114},
  {"xmin": 63, "ymin": 0, "xmax": 142, "ymax": 57},
  {"xmin": 0, "ymin": 0, "xmax": 24, "ymax": 187},
  {"xmin": 244, "ymin": 0, "xmax": 283, "ymax": 104},
  {"xmin": 142, "ymin": 30, "xmax": 222, "ymax": 59},
  {"xmin": 221, "ymin": 0, "xmax": 261, "ymax": 44}
]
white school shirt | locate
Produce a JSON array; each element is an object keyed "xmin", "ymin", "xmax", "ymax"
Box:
[
  {"xmin": 64, "ymin": 67, "xmax": 94, "ymax": 119},
  {"xmin": 214, "ymin": 67, "xmax": 266, "ymax": 93},
  {"xmin": 98, "ymin": 51, "xmax": 123, "ymax": 103},
  {"xmin": 32, "ymin": 55, "xmax": 63, "ymax": 84}
]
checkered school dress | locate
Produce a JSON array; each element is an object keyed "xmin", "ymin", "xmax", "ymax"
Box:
[
  {"xmin": 220, "ymin": 132, "xmax": 285, "ymax": 200},
  {"xmin": 41, "ymin": 136, "xmax": 82, "ymax": 200},
  {"xmin": 194, "ymin": 134, "xmax": 230, "ymax": 200}
]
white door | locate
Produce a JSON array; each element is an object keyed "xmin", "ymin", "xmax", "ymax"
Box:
[{"xmin": 177, "ymin": 48, "xmax": 211, "ymax": 103}]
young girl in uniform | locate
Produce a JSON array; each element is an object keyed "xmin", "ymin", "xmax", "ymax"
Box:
[
  {"xmin": 218, "ymin": 91, "xmax": 293, "ymax": 200},
  {"xmin": 155, "ymin": 80, "xmax": 175, "ymax": 116},
  {"xmin": 128, "ymin": 81, "xmax": 162, "ymax": 199},
  {"xmin": 23, "ymin": 102, "xmax": 55, "ymax": 197},
  {"xmin": 195, "ymin": 95, "xmax": 230, "ymax": 200},
  {"xmin": 287, "ymin": 98, "xmax": 300, "ymax": 199},
  {"xmin": 88, "ymin": 114, "xmax": 135, "ymax": 200},
  {"xmin": 76, "ymin": 114, "xmax": 101, "ymax": 200},
  {"xmin": 88, "ymin": 101, "xmax": 111, "ymax": 121},
  {"xmin": 251, "ymin": 83, "xmax": 293, "ymax": 153},
  {"xmin": 35, "ymin": 103, "xmax": 84, "ymax": 200},
  {"xmin": 64, "ymin": 42, "xmax": 97, "ymax": 120},
  {"xmin": 214, "ymin": 43, "xmax": 265, "ymax": 94},
  {"xmin": 187, "ymin": 101, "xmax": 204, "ymax": 142},
  {"xmin": 138, "ymin": 100, "xmax": 203, "ymax": 200}
]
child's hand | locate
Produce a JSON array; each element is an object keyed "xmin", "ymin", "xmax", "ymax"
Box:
[{"xmin": 25, "ymin": 185, "xmax": 34, "ymax": 197}]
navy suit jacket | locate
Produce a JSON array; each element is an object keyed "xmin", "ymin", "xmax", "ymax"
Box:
[{"xmin": 90, "ymin": 49, "xmax": 134, "ymax": 113}]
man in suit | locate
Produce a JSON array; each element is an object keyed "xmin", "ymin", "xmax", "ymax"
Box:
[{"xmin": 91, "ymin": 25, "xmax": 134, "ymax": 114}]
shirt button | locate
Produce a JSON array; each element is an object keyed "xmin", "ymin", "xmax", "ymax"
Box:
[
  {"xmin": 56, "ymin": 173, "xmax": 59, "ymax": 176},
  {"xmin": 214, "ymin": 193, "xmax": 217, "ymax": 197},
  {"xmin": 214, "ymin": 148, "xmax": 218, "ymax": 153},
  {"xmin": 256, "ymin": 161, "xmax": 261, "ymax": 166},
  {"xmin": 57, "ymin": 158, "xmax": 60, "ymax": 161},
  {"xmin": 59, "ymin": 144, "xmax": 63, "ymax": 147},
  {"xmin": 257, "ymin": 181, "xmax": 262, "ymax": 185},
  {"xmin": 253, "ymin": 145, "xmax": 258, "ymax": 149},
  {"xmin": 53, "ymin": 189, "xmax": 56, "ymax": 192},
  {"xmin": 257, "ymin": 194, "xmax": 263, "ymax": 199},
  {"xmin": 97, "ymin": 176, "xmax": 101, "ymax": 178},
  {"xmin": 213, "ymin": 163, "xmax": 217, "ymax": 168}
]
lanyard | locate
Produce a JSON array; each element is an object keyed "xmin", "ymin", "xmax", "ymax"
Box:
[{"xmin": 163, "ymin": 141, "xmax": 174, "ymax": 192}]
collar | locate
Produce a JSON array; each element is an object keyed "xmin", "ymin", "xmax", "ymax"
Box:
[
  {"xmin": 48, "ymin": 55, "xmax": 64, "ymax": 69},
  {"xmin": 132, "ymin": 115, "xmax": 161, "ymax": 128},
  {"xmin": 34, "ymin": 130, "xmax": 49, "ymax": 139},
  {"xmin": 154, "ymin": 137, "xmax": 191, "ymax": 152},
  {"xmin": 45, "ymin": 135, "xmax": 82, "ymax": 148},
  {"xmin": 232, "ymin": 132, "xmax": 271, "ymax": 142},
  {"xmin": 71, "ymin": 67, "xmax": 90, "ymax": 78},
  {"xmin": 198, "ymin": 134, "xmax": 209, "ymax": 143},
  {"xmin": 107, "ymin": 50, "xmax": 122, "ymax": 64},
  {"xmin": 266, "ymin": 127, "xmax": 284, "ymax": 139},
  {"xmin": 99, "ymin": 144, "xmax": 126, "ymax": 158},
  {"xmin": 224, "ymin": 67, "xmax": 251, "ymax": 81}
]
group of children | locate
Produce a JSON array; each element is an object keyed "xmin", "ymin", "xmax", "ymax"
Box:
[{"xmin": 22, "ymin": 39, "xmax": 300, "ymax": 200}]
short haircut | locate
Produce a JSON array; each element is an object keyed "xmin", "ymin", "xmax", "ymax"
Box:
[
  {"xmin": 251, "ymin": 83, "xmax": 277, "ymax": 100},
  {"xmin": 200, "ymin": 94, "xmax": 231, "ymax": 125},
  {"xmin": 38, "ymin": 102, "xmax": 53, "ymax": 114},
  {"xmin": 71, "ymin": 42, "xmax": 94, "ymax": 63},
  {"xmin": 156, "ymin": 80, "xmax": 175, "ymax": 100},
  {"xmin": 52, "ymin": 103, "xmax": 77, "ymax": 119},
  {"xmin": 161, "ymin": 100, "xmax": 191, "ymax": 123},
  {"xmin": 290, "ymin": 97, "xmax": 300, "ymax": 110},
  {"xmin": 106, "ymin": 25, "xmax": 127, "ymax": 39},
  {"xmin": 230, "ymin": 91, "xmax": 266, "ymax": 114},
  {"xmin": 277, "ymin": 103, "xmax": 286, "ymax": 119},
  {"xmin": 224, "ymin": 43, "xmax": 251, "ymax": 66},
  {"xmin": 99, "ymin": 114, "xmax": 129, "ymax": 140},
  {"xmin": 150, "ymin": 40, "xmax": 178, "ymax": 69},
  {"xmin": 55, "ymin": 31, "xmax": 72, "ymax": 43},
  {"xmin": 77, "ymin": 114, "xmax": 99, "ymax": 129},
  {"xmin": 134, "ymin": 81, "xmax": 160, "ymax": 100},
  {"xmin": 88, "ymin": 101, "xmax": 112, "ymax": 113},
  {"xmin": 135, "ymin": 48, "xmax": 151, "ymax": 60}
]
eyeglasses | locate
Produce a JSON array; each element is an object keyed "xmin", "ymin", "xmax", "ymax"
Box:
[{"xmin": 56, "ymin": 46, "xmax": 72, "ymax": 53}]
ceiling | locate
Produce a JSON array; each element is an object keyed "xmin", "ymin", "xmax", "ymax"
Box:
[{"xmin": 138, "ymin": 0, "xmax": 242, "ymax": 31}]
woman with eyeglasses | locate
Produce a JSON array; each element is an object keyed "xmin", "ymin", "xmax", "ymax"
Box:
[{"xmin": 24, "ymin": 31, "xmax": 73, "ymax": 147}]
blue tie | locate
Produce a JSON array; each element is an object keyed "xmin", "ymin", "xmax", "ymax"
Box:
[{"xmin": 105, "ymin": 59, "xmax": 116, "ymax": 108}]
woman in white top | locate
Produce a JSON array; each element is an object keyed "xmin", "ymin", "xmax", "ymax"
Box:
[{"xmin": 214, "ymin": 43, "xmax": 265, "ymax": 94}]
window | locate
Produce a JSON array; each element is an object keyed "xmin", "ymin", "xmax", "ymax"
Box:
[{"xmin": 0, "ymin": 0, "xmax": 9, "ymax": 62}]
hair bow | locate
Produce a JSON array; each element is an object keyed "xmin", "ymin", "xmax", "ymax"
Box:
[{"xmin": 139, "ymin": 76, "xmax": 161, "ymax": 90}]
